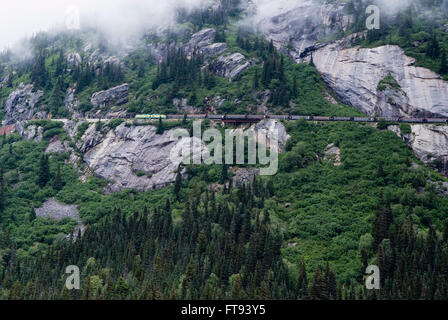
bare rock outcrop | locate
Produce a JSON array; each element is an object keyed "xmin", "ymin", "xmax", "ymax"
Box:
[
  {"xmin": 66, "ymin": 52, "xmax": 82, "ymax": 69},
  {"xmin": 211, "ymin": 53, "xmax": 252, "ymax": 81},
  {"xmin": 184, "ymin": 28, "xmax": 217, "ymax": 57},
  {"xmin": 200, "ymin": 42, "xmax": 228, "ymax": 58},
  {"xmin": 255, "ymin": 0, "xmax": 353, "ymax": 61},
  {"xmin": 91, "ymin": 83, "xmax": 129, "ymax": 108},
  {"xmin": 324, "ymin": 143, "xmax": 342, "ymax": 166},
  {"xmin": 45, "ymin": 136, "xmax": 73, "ymax": 154},
  {"xmin": 65, "ymin": 88, "xmax": 82, "ymax": 119},
  {"xmin": 35, "ymin": 198, "xmax": 85, "ymax": 237},
  {"xmin": 16, "ymin": 122, "xmax": 43, "ymax": 142},
  {"xmin": 312, "ymin": 43, "xmax": 448, "ymax": 117},
  {"xmin": 82, "ymin": 123, "xmax": 203, "ymax": 193},
  {"xmin": 408, "ymin": 125, "xmax": 448, "ymax": 176},
  {"xmin": 3, "ymin": 83, "xmax": 44, "ymax": 125},
  {"xmin": 254, "ymin": 119, "xmax": 290, "ymax": 152}
]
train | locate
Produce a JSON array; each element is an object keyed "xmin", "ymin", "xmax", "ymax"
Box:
[
  {"xmin": 132, "ymin": 114, "xmax": 448, "ymax": 124},
  {"xmin": 135, "ymin": 114, "xmax": 168, "ymax": 119}
]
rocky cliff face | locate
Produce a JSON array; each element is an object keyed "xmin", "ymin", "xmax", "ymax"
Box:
[
  {"xmin": 255, "ymin": 0, "xmax": 353, "ymax": 61},
  {"xmin": 3, "ymin": 83, "xmax": 44, "ymax": 125},
  {"xmin": 388, "ymin": 123, "xmax": 448, "ymax": 176},
  {"xmin": 211, "ymin": 53, "xmax": 252, "ymax": 81},
  {"xmin": 91, "ymin": 83, "xmax": 129, "ymax": 108},
  {"xmin": 312, "ymin": 42, "xmax": 448, "ymax": 117},
  {"xmin": 81, "ymin": 123, "xmax": 203, "ymax": 193},
  {"xmin": 184, "ymin": 28, "xmax": 228, "ymax": 58},
  {"xmin": 147, "ymin": 28, "xmax": 253, "ymax": 82},
  {"xmin": 408, "ymin": 125, "xmax": 448, "ymax": 176}
]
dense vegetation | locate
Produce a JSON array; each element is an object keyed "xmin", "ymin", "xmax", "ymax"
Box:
[{"xmin": 1, "ymin": 119, "xmax": 448, "ymax": 299}]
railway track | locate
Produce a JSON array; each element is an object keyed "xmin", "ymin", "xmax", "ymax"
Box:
[
  {"xmin": 46, "ymin": 115, "xmax": 448, "ymax": 124},
  {"xmin": 134, "ymin": 114, "xmax": 448, "ymax": 124}
]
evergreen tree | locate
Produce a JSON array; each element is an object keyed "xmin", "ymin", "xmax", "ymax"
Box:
[
  {"xmin": 220, "ymin": 164, "xmax": 228, "ymax": 184},
  {"xmin": 38, "ymin": 154, "xmax": 50, "ymax": 188},
  {"xmin": 440, "ymin": 49, "xmax": 448, "ymax": 75},
  {"xmin": 297, "ymin": 257, "xmax": 308, "ymax": 299},
  {"xmin": 0, "ymin": 168, "xmax": 4, "ymax": 213},
  {"xmin": 174, "ymin": 169, "xmax": 182, "ymax": 199},
  {"xmin": 156, "ymin": 117, "xmax": 164, "ymax": 135},
  {"xmin": 29, "ymin": 208, "xmax": 36, "ymax": 222},
  {"xmin": 53, "ymin": 164, "xmax": 63, "ymax": 191},
  {"xmin": 252, "ymin": 69, "xmax": 259, "ymax": 90}
]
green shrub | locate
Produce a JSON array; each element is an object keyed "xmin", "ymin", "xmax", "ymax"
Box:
[
  {"xmin": 107, "ymin": 119, "xmax": 124, "ymax": 130},
  {"xmin": 400, "ymin": 123, "xmax": 412, "ymax": 135}
]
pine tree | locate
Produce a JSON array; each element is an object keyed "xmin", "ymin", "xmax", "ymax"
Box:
[
  {"xmin": 252, "ymin": 69, "xmax": 259, "ymax": 90},
  {"xmin": 427, "ymin": 33, "xmax": 440, "ymax": 59},
  {"xmin": 174, "ymin": 169, "xmax": 182, "ymax": 200},
  {"xmin": 53, "ymin": 164, "xmax": 63, "ymax": 191},
  {"xmin": 156, "ymin": 117, "xmax": 164, "ymax": 135},
  {"xmin": 310, "ymin": 267, "xmax": 327, "ymax": 300},
  {"xmin": 292, "ymin": 75, "xmax": 298, "ymax": 98},
  {"xmin": 0, "ymin": 168, "xmax": 4, "ymax": 213},
  {"xmin": 440, "ymin": 49, "xmax": 448, "ymax": 75},
  {"xmin": 297, "ymin": 257, "xmax": 308, "ymax": 298},
  {"xmin": 309, "ymin": 54, "xmax": 315, "ymax": 67},
  {"xmin": 38, "ymin": 154, "xmax": 50, "ymax": 188},
  {"xmin": 29, "ymin": 208, "xmax": 36, "ymax": 222},
  {"xmin": 220, "ymin": 164, "xmax": 228, "ymax": 184}
]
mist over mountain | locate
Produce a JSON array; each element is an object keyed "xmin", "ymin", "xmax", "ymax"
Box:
[{"xmin": 0, "ymin": 0, "xmax": 213, "ymax": 50}]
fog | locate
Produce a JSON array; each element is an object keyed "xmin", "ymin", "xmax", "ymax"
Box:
[
  {"xmin": 1, "ymin": 0, "xmax": 446, "ymax": 52},
  {"xmin": 246, "ymin": 0, "xmax": 448, "ymax": 27},
  {"xmin": 0, "ymin": 0, "xmax": 212, "ymax": 50}
]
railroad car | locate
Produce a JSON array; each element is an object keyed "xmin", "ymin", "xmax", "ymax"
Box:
[
  {"xmin": 427, "ymin": 118, "xmax": 448, "ymax": 123},
  {"xmin": 269, "ymin": 115, "xmax": 289, "ymax": 120},
  {"xmin": 167, "ymin": 114, "xmax": 184, "ymax": 120},
  {"xmin": 208, "ymin": 115, "xmax": 226, "ymax": 120},
  {"xmin": 247, "ymin": 115, "xmax": 265, "ymax": 120},
  {"xmin": 135, "ymin": 114, "xmax": 167, "ymax": 119},
  {"xmin": 188, "ymin": 114, "xmax": 207, "ymax": 119},
  {"xmin": 333, "ymin": 117, "xmax": 351, "ymax": 121},
  {"xmin": 314, "ymin": 116, "xmax": 331, "ymax": 121}
]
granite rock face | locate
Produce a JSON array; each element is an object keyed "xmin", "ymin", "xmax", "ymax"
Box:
[
  {"xmin": 81, "ymin": 123, "xmax": 204, "ymax": 193},
  {"xmin": 255, "ymin": 0, "xmax": 353, "ymax": 61},
  {"xmin": 211, "ymin": 53, "xmax": 251, "ymax": 81},
  {"xmin": 312, "ymin": 43, "xmax": 448, "ymax": 117},
  {"xmin": 200, "ymin": 42, "xmax": 228, "ymax": 58},
  {"xmin": 35, "ymin": 198, "xmax": 85, "ymax": 238},
  {"xmin": 65, "ymin": 88, "xmax": 83, "ymax": 119},
  {"xmin": 67, "ymin": 52, "xmax": 82, "ymax": 69},
  {"xmin": 3, "ymin": 83, "xmax": 44, "ymax": 125},
  {"xmin": 184, "ymin": 28, "xmax": 217, "ymax": 57},
  {"xmin": 408, "ymin": 125, "xmax": 448, "ymax": 176},
  {"xmin": 35, "ymin": 198, "xmax": 80, "ymax": 222},
  {"xmin": 91, "ymin": 83, "xmax": 129, "ymax": 108}
]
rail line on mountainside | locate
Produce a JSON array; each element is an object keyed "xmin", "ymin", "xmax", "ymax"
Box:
[{"xmin": 48, "ymin": 114, "xmax": 448, "ymax": 124}]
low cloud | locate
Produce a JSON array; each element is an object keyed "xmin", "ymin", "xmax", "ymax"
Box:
[{"xmin": 0, "ymin": 0, "xmax": 212, "ymax": 51}]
